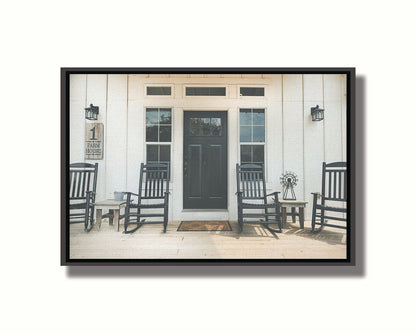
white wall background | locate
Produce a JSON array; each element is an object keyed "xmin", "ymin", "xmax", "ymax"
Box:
[
  {"xmin": 70, "ymin": 74, "xmax": 346, "ymax": 221},
  {"xmin": 1, "ymin": 1, "xmax": 415, "ymax": 333}
]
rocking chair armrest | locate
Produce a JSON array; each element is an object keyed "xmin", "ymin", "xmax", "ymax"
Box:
[
  {"xmin": 311, "ymin": 192, "xmax": 321, "ymax": 199},
  {"xmin": 266, "ymin": 191, "xmax": 280, "ymax": 197},
  {"xmin": 85, "ymin": 191, "xmax": 96, "ymax": 201},
  {"xmin": 124, "ymin": 191, "xmax": 139, "ymax": 197}
]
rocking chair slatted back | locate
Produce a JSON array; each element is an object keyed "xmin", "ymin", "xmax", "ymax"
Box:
[
  {"xmin": 69, "ymin": 163, "xmax": 98, "ymax": 200},
  {"xmin": 139, "ymin": 163, "xmax": 170, "ymax": 199},
  {"xmin": 322, "ymin": 162, "xmax": 347, "ymax": 203},
  {"xmin": 235, "ymin": 163, "xmax": 281, "ymax": 233},
  {"xmin": 311, "ymin": 161, "xmax": 347, "ymax": 232},
  {"xmin": 236, "ymin": 164, "xmax": 266, "ymax": 199}
]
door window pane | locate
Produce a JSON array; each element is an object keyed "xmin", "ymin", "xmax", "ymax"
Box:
[{"xmin": 190, "ymin": 117, "xmax": 222, "ymax": 136}]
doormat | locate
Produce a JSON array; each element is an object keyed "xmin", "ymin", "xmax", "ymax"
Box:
[{"xmin": 177, "ymin": 221, "xmax": 232, "ymax": 231}]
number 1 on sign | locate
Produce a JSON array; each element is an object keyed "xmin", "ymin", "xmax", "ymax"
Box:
[{"xmin": 90, "ymin": 126, "xmax": 96, "ymax": 140}]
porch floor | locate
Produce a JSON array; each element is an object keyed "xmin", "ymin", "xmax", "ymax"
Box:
[{"xmin": 69, "ymin": 220, "xmax": 347, "ymax": 260}]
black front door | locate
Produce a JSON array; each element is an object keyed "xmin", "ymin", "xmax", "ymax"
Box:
[{"xmin": 183, "ymin": 111, "xmax": 227, "ymax": 209}]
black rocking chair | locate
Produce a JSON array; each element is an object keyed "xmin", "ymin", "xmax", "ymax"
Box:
[
  {"xmin": 124, "ymin": 163, "xmax": 170, "ymax": 234},
  {"xmin": 236, "ymin": 163, "xmax": 282, "ymax": 233},
  {"xmin": 69, "ymin": 162, "xmax": 98, "ymax": 232},
  {"xmin": 311, "ymin": 162, "xmax": 347, "ymax": 232}
]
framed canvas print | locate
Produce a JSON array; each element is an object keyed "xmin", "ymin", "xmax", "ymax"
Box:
[{"xmin": 61, "ymin": 67, "xmax": 355, "ymax": 265}]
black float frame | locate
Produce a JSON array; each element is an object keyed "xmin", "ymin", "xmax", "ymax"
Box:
[{"xmin": 61, "ymin": 67, "xmax": 356, "ymax": 266}]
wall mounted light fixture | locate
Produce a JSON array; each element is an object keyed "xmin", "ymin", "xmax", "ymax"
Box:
[
  {"xmin": 85, "ymin": 104, "xmax": 99, "ymax": 120},
  {"xmin": 311, "ymin": 105, "xmax": 324, "ymax": 121}
]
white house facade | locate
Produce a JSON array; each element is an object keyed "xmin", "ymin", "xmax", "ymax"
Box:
[{"xmin": 69, "ymin": 74, "xmax": 347, "ymax": 222}]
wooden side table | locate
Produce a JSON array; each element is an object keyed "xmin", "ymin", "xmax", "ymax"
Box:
[
  {"xmin": 95, "ymin": 200, "xmax": 127, "ymax": 232},
  {"xmin": 279, "ymin": 199, "xmax": 308, "ymax": 229}
]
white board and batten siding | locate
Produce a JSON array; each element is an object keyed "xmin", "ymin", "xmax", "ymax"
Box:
[{"xmin": 69, "ymin": 74, "xmax": 347, "ymax": 222}]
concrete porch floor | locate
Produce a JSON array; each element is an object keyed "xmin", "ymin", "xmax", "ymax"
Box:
[{"xmin": 69, "ymin": 219, "xmax": 347, "ymax": 260}]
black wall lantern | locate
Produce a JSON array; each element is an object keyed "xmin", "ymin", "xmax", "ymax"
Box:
[
  {"xmin": 85, "ymin": 104, "xmax": 99, "ymax": 120},
  {"xmin": 311, "ymin": 105, "xmax": 324, "ymax": 121}
]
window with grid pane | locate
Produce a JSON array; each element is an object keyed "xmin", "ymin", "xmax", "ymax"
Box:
[
  {"xmin": 146, "ymin": 108, "xmax": 172, "ymax": 171},
  {"xmin": 146, "ymin": 145, "xmax": 171, "ymax": 166},
  {"xmin": 240, "ymin": 108, "xmax": 265, "ymax": 166},
  {"xmin": 146, "ymin": 108, "xmax": 172, "ymax": 142}
]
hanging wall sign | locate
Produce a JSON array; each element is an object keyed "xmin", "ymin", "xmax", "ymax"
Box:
[{"xmin": 85, "ymin": 123, "xmax": 104, "ymax": 160}]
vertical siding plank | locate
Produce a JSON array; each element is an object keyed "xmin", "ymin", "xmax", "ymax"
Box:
[
  {"xmin": 106, "ymin": 75, "xmax": 128, "ymax": 198},
  {"xmin": 303, "ymin": 74, "xmax": 324, "ymax": 220},
  {"xmin": 126, "ymin": 75, "xmax": 144, "ymax": 195},
  {"xmin": 171, "ymin": 104, "xmax": 183, "ymax": 221},
  {"xmin": 324, "ymin": 75, "xmax": 343, "ymax": 163},
  {"xmin": 266, "ymin": 75, "xmax": 283, "ymax": 196},
  {"xmin": 86, "ymin": 74, "xmax": 107, "ymax": 201},
  {"xmin": 69, "ymin": 74, "xmax": 86, "ymax": 162},
  {"xmin": 228, "ymin": 106, "xmax": 239, "ymax": 221},
  {"xmin": 282, "ymin": 74, "xmax": 304, "ymax": 201},
  {"xmin": 341, "ymin": 74, "xmax": 347, "ymax": 161}
]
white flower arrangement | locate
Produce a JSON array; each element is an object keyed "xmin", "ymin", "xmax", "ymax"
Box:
[{"xmin": 280, "ymin": 171, "xmax": 298, "ymax": 187}]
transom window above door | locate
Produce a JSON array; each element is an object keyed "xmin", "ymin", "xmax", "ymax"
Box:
[
  {"xmin": 185, "ymin": 87, "xmax": 226, "ymax": 96},
  {"xmin": 146, "ymin": 86, "xmax": 172, "ymax": 96},
  {"xmin": 240, "ymin": 87, "xmax": 265, "ymax": 96}
]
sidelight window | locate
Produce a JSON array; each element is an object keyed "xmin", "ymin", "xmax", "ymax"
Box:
[
  {"xmin": 146, "ymin": 108, "xmax": 172, "ymax": 170},
  {"xmin": 146, "ymin": 108, "xmax": 172, "ymax": 142},
  {"xmin": 239, "ymin": 108, "xmax": 265, "ymax": 165}
]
